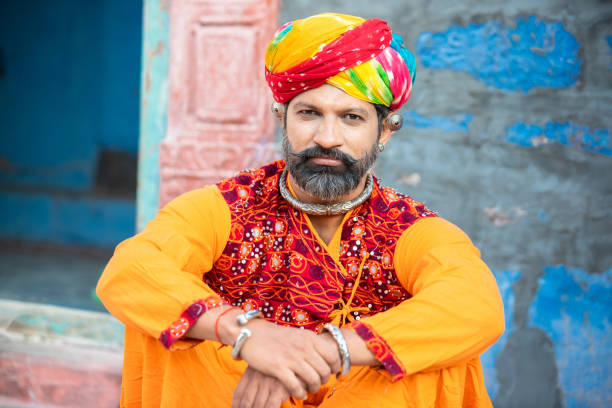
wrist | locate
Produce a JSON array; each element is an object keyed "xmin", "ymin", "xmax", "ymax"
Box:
[
  {"xmin": 230, "ymin": 309, "xmax": 264, "ymax": 360},
  {"xmin": 216, "ymin": 307, "xmax": 243, "ymax": 345},
  {"xmin": 320, "ymin": 331, "xmax": 338, "ymax": 354},
  {"xmin": 322, "ymin": 323, "xmax": 351, "ymax": 377},
  {"xmin": 339, "ymin": 327, "xmax": 379, "ymax": 367}
]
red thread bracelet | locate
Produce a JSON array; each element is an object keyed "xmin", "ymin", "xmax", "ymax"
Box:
[{"xmin": 214, "ymin": 306, "xmax": 240, "ymax": 344}]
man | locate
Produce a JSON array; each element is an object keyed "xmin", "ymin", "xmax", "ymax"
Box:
[{"xmin": 97, "ymin": 13, "xmax": 504, "ymax": 408}]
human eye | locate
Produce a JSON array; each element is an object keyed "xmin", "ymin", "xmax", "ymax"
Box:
[
  {"xmin": 345, "ymin": 113, "xmax": 364, "ymax": 121},
  {"xmin": 297, "ymin": 109, "xmax": 319, "ymax": 118}
]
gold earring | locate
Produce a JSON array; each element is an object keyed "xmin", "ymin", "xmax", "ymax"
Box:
[
  {"xmin": 271, "ymin": 101, "xmax": 284, "ymax": 115},
  {"xmin": 377, "ymin": 143, "xmax": 385, "ymax": 152},
  {"xmin": 386, "ymin": 113, "xmax": 403, "ymax": 131}
]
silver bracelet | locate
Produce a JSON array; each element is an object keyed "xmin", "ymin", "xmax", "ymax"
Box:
[
  {"xmin": 236, "ymin": 309, "xmax": 261, "ymax": 326},
  {"xmin": 231, "ymin": 310, "xmax": 260, "ymax": 360},
  {"xmin": 231, "ymin": 327, "xmax": 252, "ymax": 360},
  {"xmin": 322, "ymin": 323, "xmax": 351, "ymax": 377}
]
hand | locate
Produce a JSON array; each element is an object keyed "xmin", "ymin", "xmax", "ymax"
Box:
[
  {"xmin": 238, "ymin": 320, "xmax": 341, "ymax": 399},
  {"xmin": 232, "ymin": 366, "xmax": 290, "ymax": 408}
]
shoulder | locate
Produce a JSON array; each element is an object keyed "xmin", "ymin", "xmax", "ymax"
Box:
[
  {"xmin": 156, "ymin": 184, "xmax": 229, "ymax": 228},
  {"xmin": 394, "ymin": 216, "xmax": 482, "ymax": 272},
  {"xmin": 216, "ymin": 160, "xmax": 285, "ymax": 206},
  {"xmin": 369, "ymin": 179, "xmax": 437, "ymax": 228},
  {"xmin": 393, "ymin": 217, "xmax": 485, "ymax": 288},
  {"xmin": 399, "ymin": 217, "xmax": 475, "ymax": 248}
]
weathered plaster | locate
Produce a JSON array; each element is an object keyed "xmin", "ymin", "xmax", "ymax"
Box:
[
  {"xmin": 280, "ymin": 1, "xmax": 612, "ymax": 406},
  {"xmin": 528, "ymin": 265, "xmax": 612, "ymax": 407},
  {"xmin": 480, "ymin": 269, "xmax": 521, "ymax": 398},
  {"xmin": 416, "ymin": 17, "xmax": 581, "ymax": 92},
  {"xmin": 506, "ymin": 121, "xmax": 611, "ymax": 156},
  {"xmin": 137, "ymin": 0, "xmax": 170, "ymax": 231}
]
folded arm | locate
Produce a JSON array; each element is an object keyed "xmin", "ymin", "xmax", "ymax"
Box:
[
  {"xmin": 96, "ymin": 186, "xmax": 231, "ymax": 350},
  {"xmin": 96, "ymin": 186, "xmax": 341, "ymax": 399},
  {"xmin": 346, "ymin": 217, "xmax": 505, "ymax": 380}
]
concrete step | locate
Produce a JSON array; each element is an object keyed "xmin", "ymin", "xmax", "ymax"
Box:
[{"xmin": 0, "ymin": 300, "xmax": 124, "ymax": 408}]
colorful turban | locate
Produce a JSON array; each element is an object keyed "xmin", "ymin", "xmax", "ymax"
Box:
[{"xmin": 264, "ymin": 13, "xmax": 417, "ymax": 110}]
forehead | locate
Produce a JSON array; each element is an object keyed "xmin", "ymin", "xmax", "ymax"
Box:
[{"xmin": 289, "ymin": 84, "xmax": 376, "ymax": 114}]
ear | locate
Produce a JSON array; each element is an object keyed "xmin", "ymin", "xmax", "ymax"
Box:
[
  {"xmin": 379, "ymin": 111, "xmax": 402, "ymax": 145},
  {"xmin": 270, "ymin": 101, "xmax": 285, "ymax": 123}
]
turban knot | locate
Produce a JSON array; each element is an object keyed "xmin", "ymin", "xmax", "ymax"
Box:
[{"xmin": 264, "ymin": 13, "xmax": 416, "ymax": 110}]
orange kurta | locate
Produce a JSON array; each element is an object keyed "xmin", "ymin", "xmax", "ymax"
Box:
[{"xmin": 97, "ymin": 184, "xmax": 504, "ymax": 407}]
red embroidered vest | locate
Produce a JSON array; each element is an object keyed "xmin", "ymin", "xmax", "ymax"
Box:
[{"xmin": 206, "ymin": 161, "xmax": 436, "ymax": 332}]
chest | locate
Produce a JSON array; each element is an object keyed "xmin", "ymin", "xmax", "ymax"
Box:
[{"xmin": 204, "ymin": 201, "xmax": 411, "ymax": 331}]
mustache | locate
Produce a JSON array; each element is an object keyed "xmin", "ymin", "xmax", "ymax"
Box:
[{"xmin": 288, "ymin": 145, "xmax": 358, "ymax": 167}]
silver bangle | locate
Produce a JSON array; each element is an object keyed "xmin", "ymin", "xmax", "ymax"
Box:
[
  {"xmin": 231, "ymin": 310, "xmax": 260, "ymax": 360},
  {"xmin": 231, "ymin": 327, "xmax": 252, "ymax": 360},
  {"xmin": 236, "ymin": 309, "xmax": 261, "ymax": 326},
  {"xmin": 322, "ymin": 323, "xmax": 351, "ymax": 377}
]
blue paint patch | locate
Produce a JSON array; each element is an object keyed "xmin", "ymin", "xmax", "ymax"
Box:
[
  {"xmin": 528, "ymin": 265, "xmax": 612, "ymax": 407},
  {"xmin": 416, "ymin": 17, "xmax": 581, "ymax": 92},
  {"xmin": 506, "ymin": 121, "xmax": 612, "ymax": 156},
  {"xmin": 403, "ymin": 111, "xmax": 473, "ymax": 132},
  {"xmin": 0, "ymin": 191, "xmax": 135, "ymax": 248},
  {"xmin": 538, "ymin": 210, "xmax": 551, "ymax": 222},
  {"xmin": 607, "ymin": 36, "xmax": 612, "ymax": 71},
  {"xmin": 481, "ymin": 269, "xmax": 520, "ymax": 398}
]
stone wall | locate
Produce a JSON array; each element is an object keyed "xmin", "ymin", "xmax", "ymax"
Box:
[{"xmin": 280, "ymin": 1, "xmax": 611, "ymax": 407}]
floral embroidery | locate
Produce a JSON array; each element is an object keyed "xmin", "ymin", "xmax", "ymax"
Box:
[
  {"xmin": 159, "ymin": 296, "xmax": 227, "ymax": 349},
  {"xmin": 351, "ymin": 321, "xmax": 406, "ymax": 381},
  {"xmin": 202, "ymin": 160, "xmax": 435, "ymax": 374},
  {"xmin": 208, "ymin": 160, "xmax": 437, "ymax": 325}
]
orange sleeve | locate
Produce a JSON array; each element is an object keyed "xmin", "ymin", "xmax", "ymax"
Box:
[
  {"xmin": 350, "ymin": 217, "xmax": 504, "ymax": 381},
  {"xmin": 96, "ymin": 185, "xmax": 231, "ymax": 350}
]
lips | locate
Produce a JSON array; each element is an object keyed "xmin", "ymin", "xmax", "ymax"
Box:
[{"xmin": 309, "ymin": 156, "xmax": 343, "ymax": 166}]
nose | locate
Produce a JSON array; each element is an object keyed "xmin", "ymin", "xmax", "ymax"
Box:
[{"xmin": 312, "ymin": 116, "xmax": 342, "ymax": 149}]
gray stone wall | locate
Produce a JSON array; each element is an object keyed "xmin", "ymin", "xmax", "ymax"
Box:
[{"xmin": 280, "ymin": 1, "xmax": 612, "ymax": 407}]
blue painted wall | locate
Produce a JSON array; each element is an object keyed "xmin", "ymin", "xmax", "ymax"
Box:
[
  {"xmin": 403, "ymin": 110, "xmax": 473, "ymax": 133},
  {"xmin": 480, "ymin": 269, "xmax": 520, "ymax": 398},
  {"xmin": 506, "ymin": 121, "xmax": 611, "ymax": 156},
  {"xmin": 0, "ymin": 191, "xmax": 135, "ymax": 248},
  {"xmin": 278, "ymin": 2, "xmax": 612, "ymax": 406},
  {"xmin": 415, "ymin": 17, "xmax": 581, "ymax": 93},
  {"xmin": 0, "ymin": 1, "xmax": 142, "ymax": 247},
  {"xmin": 607, "ymin": 36, "xmax": 612, "ymax": 71},
  {"xmin": 137, "ymin": 0, "xmax": 169, "ymax": 231},
  {"xmin": 529, "ymin": 265, "xmax": 612, "ymax": 407}
]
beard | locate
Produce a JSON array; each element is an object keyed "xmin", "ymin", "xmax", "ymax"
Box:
[{"xmin": 281, "ymin": 131, "xmax": 378, "ymax": 203}]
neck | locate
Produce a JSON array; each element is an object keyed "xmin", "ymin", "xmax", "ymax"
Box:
[
  {"xmin": 307, "ymin": 213, "xmax": 346, "ymax": 246},
  {"xmin": 283, "ymin": 171, "xmax": 371, "ymax": 245}
]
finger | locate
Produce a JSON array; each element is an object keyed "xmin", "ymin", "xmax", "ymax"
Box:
[
  {"xmin": 239, "ymin": 372, "xmax": 260, "ymax": 408},
  {"xmin": 232, "ymin": 370, "xmax": 251, "ymax": 408},
  {"xmin": 265, "ymin": 382, "xmax": 290, "ymax": 408},
  {"xmin": 292, "ymin": 361, "xmax": 322, "ymax": 394},
  {"xmin": 277, "ymin": 368, "xmax": 307, "ymax": 400},
  {"xmin": 252, "ymin": 374, "xmax": 273, "ymax": 408},
  {"xmin": 305, "ymin": 351, "xmax": 332, "ymax": 385}
]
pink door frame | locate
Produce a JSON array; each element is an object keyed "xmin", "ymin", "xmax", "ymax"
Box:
[{"xmin": 158, "ymin": 0, "xmax": 280, "ymax": 207}]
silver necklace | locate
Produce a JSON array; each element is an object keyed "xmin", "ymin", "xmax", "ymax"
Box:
[{"xmin": 278, "ymin": 169, "xmax": 373, "ymax": 216}]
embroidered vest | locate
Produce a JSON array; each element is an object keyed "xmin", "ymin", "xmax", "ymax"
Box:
[{"xmin": 205, "ymin": 161, "xmax": 436, "ymax": 332}]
